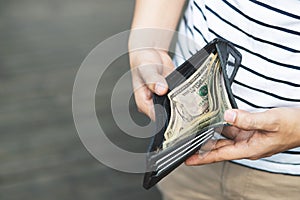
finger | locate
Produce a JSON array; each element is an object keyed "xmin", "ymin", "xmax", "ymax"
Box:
[
  {"xmin": 224, "ymin": 109, "xmax": 280, "ymax": 132},
  {"xmin": 134, "ymin": 86, "xmax": 155, "ymax": 120},
  {"xmin": 221, "ymin": 126, "xmax": 240, "ymax": 139},
  {"xmin": 160, "ymin": 51, "xmax": 176, "ymax": 76},
  {"xmin": 185, "ymin": 141, "xmax": 250, "ymax": 165},
  {"xmin": 200, "ymin": 139, "xmax": 217, "ymax": 151},
  {"xmin": 212, "ymin": 139, "xmax": 235, "ymax": 149},
  {"xmin": 130, "ymin": 50, "xmax": 170, "ymax": 96},
  {"xmin": 200, "ymin": 139, "xmax": 233, "ymax": 151},
  {"xmin": 135, "ymin": 97, "xmax": 155, "ymax": 121},
  {"xmin": 187, "ymin": 139, "xmax": 235, "ymax": 165}
]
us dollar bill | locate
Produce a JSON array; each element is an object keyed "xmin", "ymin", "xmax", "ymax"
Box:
[
  {"xmin": 163, "ymin": 53, "xmax": 231, "ymax": 149},
  {"xmin": 163, "ymin": 53, "xmax": 216, "ymax": 148}
]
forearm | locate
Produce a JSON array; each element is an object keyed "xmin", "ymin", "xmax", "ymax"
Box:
[
  {"xmin": 129, "ymin": 0, "xmax": 186, "ymax": 51},
  {"xmin": 132, "ymin": 0, "xmax": 186, "ymax": 30}
]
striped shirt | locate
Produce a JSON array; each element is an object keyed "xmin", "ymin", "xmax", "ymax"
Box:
[{"xmin": 174, "ymin": 0, "xmax": 300, "ymax": 175}]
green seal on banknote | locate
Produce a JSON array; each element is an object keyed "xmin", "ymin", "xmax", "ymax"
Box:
[{"xmin": 199, "ymin": 85, "xmax": 208, "ymax": 96}]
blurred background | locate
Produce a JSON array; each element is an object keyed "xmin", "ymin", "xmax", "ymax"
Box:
[{"xmin": 0, "ymin": 0, "xmax": 163, "ymax": 199}]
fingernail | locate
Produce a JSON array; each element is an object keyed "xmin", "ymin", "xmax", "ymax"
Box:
[
  {"xmin": 155, "ymin": 82, "xmax": 167, "ymax": 95},
  {"xmin": 224, "ymin": 110, "xmax": 237, "ymax": 124}
]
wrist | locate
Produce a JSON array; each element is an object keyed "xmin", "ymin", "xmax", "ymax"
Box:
[{"xmin": 128, "ymin": 28, "xmax": 174, "ymax": 53}]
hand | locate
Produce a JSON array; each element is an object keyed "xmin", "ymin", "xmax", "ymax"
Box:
[
  {"xmin": 185, "ymin": 107, "xmax": 300, "ymax": 165},
  {"xmin": 129, "ymin": 49, "xmax": 175, "ymax": 120}
]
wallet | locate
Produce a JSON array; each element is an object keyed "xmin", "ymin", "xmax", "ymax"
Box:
[{"xmin": 143, "ymin": 38, "xmax": 242, "ymax": 189}]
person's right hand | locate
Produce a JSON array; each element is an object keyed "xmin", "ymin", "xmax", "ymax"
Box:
[{"xmin": 129, "ymin": 49, "xmax": 175, "ymax": 120}]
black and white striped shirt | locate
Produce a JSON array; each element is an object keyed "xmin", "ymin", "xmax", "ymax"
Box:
[{"xmin": 174, "ymin": 0, "xmax": 300, "ymax": 175}]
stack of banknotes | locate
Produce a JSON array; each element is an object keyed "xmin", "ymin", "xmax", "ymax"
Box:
[
  {"xmin": 163, "ymin": 53, "xmax": 231, "ymax": 149},
  {"xmin": 143, "ymin": 39, "xmax": 242, "ymax": 189}
]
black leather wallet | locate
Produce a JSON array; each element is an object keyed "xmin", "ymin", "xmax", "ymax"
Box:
[{"xmin": 143, "ymin": 38, "xmax": 242, "ymax": 189}]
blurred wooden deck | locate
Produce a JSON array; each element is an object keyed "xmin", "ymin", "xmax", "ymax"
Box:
[{"xmin": 0, "ymin": 0, "xmax": 162, "ymax": 199}]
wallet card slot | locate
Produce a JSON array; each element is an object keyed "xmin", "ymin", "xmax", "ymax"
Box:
[
  {"xmin": 155, "ymin": 130, "xmax": 214, "ymax": 176},
  {"xmin": 155, "ymin": 128, "xmax": 214, "ymax": 167}
]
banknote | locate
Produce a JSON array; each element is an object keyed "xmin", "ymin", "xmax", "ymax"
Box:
[{"xmin": 163, "ymin": 53, "xmax": 232, "ymax": 148}]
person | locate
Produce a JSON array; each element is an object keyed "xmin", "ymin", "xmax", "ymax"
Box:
[{"xmin": 129, "ymin": 0, "xmax": 300, "ymax": 199}]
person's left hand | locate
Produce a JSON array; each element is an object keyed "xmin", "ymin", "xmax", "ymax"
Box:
[{"xmin": 185, "ymin": 107, "xmax": 300, "ymax": 166}]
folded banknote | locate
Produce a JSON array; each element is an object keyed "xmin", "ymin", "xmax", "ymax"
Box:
[{"xmin": 143, "ymin": 39, "xmax": 242, "ymax": 189}]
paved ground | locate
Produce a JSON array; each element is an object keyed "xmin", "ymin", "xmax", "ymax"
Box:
[{"xmin": 0, "ymin": 0, "xmax": 162, "ymax": 199}]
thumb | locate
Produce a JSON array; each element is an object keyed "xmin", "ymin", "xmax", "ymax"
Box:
[
  {"xmin": 224, "ymin": 109, "xmax": 275, "ymax": 131},
  {"xmin": 137, "ymin": 64, "xmax": 169, "ymax": 96}
]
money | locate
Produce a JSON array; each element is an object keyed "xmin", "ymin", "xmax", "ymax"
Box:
[{"xmin": 163, "ymin": 53, "xmax": 231, "ymax": 148}]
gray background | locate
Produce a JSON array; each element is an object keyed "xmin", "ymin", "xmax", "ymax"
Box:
[{"xmin": 0, "ymin": 0, "xmax": 164, "ymax": 199}]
